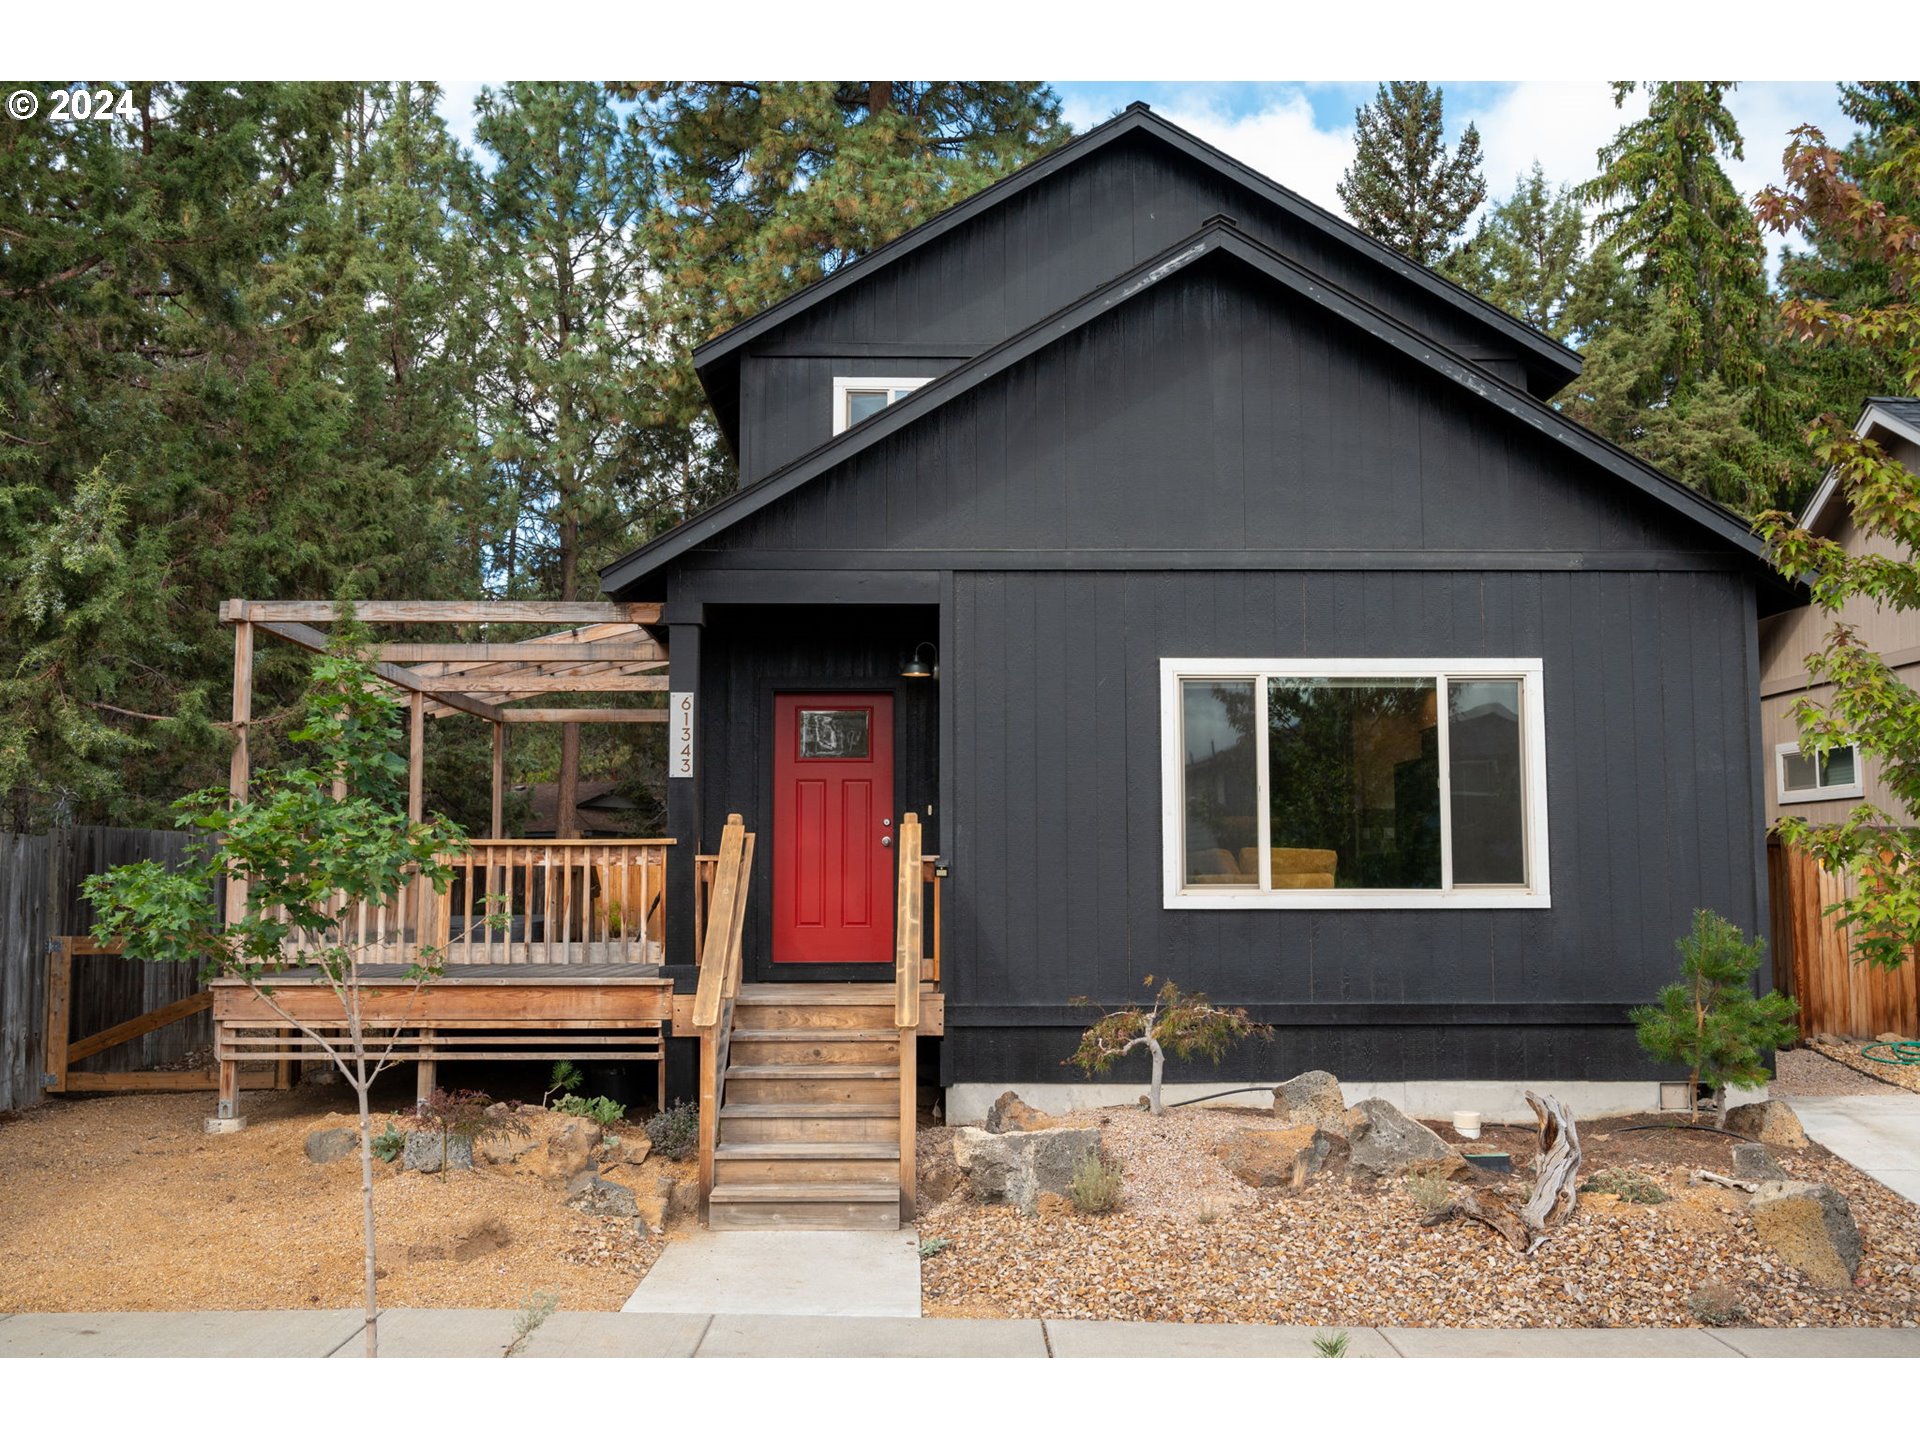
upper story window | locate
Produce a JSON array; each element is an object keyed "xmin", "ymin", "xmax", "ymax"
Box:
[
  {"xmin": 1160, "ymin": 658, "xmax": 1550, "ymax": 909},
  {"xmin": 1776, "ymin": 740, "xmax": 1863, "ymax": 804},
  {"xmin": 832, "ymin": 376, "xmax": 930, "ymax": 434}
]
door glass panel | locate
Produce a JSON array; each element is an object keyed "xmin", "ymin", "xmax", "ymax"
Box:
[
  {"xmin": 1448, "ymin": 679, "xmax": 1526, "ymax": 885},
  {"xmin": 1821, "ymin": 746, "xmax": 1857, "ymax": 787},
  {"xmin": 845, "ymin": 390, "xmax": 888, "ymax": 426},
  {"xmin": 1267, "ymin": 677, "xmax": 1440, "ymax": 890},
  {"xmin": 798, "ymin": 708, "xmax": 870, "ymax": 759},
  {"xmin": 1182, "ymin": 680, "xmax": 1258, "ymax": 886}
]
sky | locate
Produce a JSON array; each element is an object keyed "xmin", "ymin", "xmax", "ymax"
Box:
[{"xmin": 438, "ymin": 81, "xmax": 1855, "ymax": 274}]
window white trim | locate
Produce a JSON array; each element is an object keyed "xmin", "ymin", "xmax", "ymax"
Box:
[
  {"xmin": 831, "ymin": 376, "xmax": 932, "ymax": 435},
  {"xmin": 1774, "ymin": 740, "xmax": 1864, "ymax": 804},
  {"xmin": 1159, "ymin": 658, "xmax": 1551, "ymax": 910}
]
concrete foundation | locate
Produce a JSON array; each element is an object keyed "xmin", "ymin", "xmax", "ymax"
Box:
[{"xmin": 202, "ymin": 1117, "xmax": 247, "ymax": 1134}]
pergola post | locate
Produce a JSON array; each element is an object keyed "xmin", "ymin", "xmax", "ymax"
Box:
[
  {"xmin": 224, "ymin": 614, "xmax": 253, "ymax": 926},
  {"xmin": 490, "ymin": 720, "xmax": 506, "ymax": 840}
]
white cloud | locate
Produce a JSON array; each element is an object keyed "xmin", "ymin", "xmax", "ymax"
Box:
[{"xmin": 1470, "ymin": 81, "xmax": 1646, "ymax": 198}]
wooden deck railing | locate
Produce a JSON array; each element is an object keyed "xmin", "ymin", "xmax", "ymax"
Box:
[
  {"xmin": 272, "ymin": 838, "xmax": 672, "ymax": 966},
  {"xmin": 692, "ymin": 815, "xmax": 754, "ymax": 1211},
  {"xmin": 894, "ymin": 812, "xmax": 924, "ymax": 1217}
]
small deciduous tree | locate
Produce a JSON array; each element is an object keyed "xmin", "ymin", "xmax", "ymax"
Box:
[
  {"xmin": 1065, "ymin": 977, "xmax": 1270, "ymax": 1116},
  {"xmin": 82, "ymin": 633, "xmax": 484, "ymax": 1357},
  {"xmin": 1630, "ymin": 910, "xmax": 1798, "ymax": 1125}
]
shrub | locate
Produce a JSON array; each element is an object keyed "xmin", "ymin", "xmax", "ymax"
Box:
[
  {"xmin": 1401, "ymin": 1161, "xmax": 1457, "ymax": 1219},
  {"xmin": 646, "ymin": 1100, "xmax": 699, "ymax": 1160},
  {"xmin": 409, "ymin": 1089, "xmax": 531, "ymax": 1180},
  {"xmin": 553, "ymin": 1093, "xmax": 626, "ymax": 1128},
  {"xmin": 1579, "ymin": 1167, "xmax": 1669, "ymax": 1204},
  {"xmin": 1066, "ymin": 1148, "xmax": 1124, "ymax": 1214},
  {"xmin": 1066, "ymin": 977, "xmax": 1272, "ymax": 1116},
  {"xmin": 543, "ymin": 1062, "xmax": 583, "ymax": 1108},
  {"xmin": 1686, "ymin": 1282, "xmax": 1748, "ymax": 1326},
  {"xmin": 371, "ymin": 1120, "xmax": 405, "ymax": 1163}
]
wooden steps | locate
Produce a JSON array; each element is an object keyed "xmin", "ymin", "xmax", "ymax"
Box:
[{"xmin": 707, "ymin": 984, "xmax": 908, "ymax": 1231}]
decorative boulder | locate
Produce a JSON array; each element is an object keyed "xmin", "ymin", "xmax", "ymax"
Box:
[
  {"xmin": 985, "ymin": 1091, "xmax": 1053, "ymax": 1134},
  {"xmin": 402, "ymin": 1130, "xmax": 474, "ymax": 1174},
  {"xmin": 920, "ymin": 1146, "xmax": 965, "ymax": 1207},
  {"xmin": 1345, "ymin": 1099, "xmax": 1462, "ymax": 1181},
  {"xmin": 952, "ymin": 1126, "xmax": 1102, "ymax": 1209},
  {"xmin": 567, "ymin": 1173, "xmax": 639, "ymax": 1218},
  {"xmin": 1749, "ymin": 1180, "xmax": 1862, "ymax": 1288},
  {"xmin": 1725, "ymin": 1100, "xmax": 1810, "ymax": 1150},
  {"xmin": 1271, "ymin": 1071, "xmax": 1350, "ymax": 1136},
  {"xmin": 543, "ymin": 1119, "xmax": 604, "ymax": 1183},
  {"xmin": 1214, "ymin": 1125, "xmax": 1342, "ymax": 1188},
  {"xmin": 1732, "ymin": 1142, "xmax": 1789, "ymax": 1183},
  {"xmin": 304, "ymin": 1127, "xmax": 359, "ymax": 1164}
]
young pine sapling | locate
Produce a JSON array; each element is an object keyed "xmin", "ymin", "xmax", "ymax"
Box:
[{"xmin": 1065, "ymin": 977, "xmax": 1271, "ymax": 1116}]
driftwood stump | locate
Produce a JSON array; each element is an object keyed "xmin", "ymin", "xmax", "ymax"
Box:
[{"xmin": 1427, "ymin": 1091, "xmax": 1582, "ymax": 1254}]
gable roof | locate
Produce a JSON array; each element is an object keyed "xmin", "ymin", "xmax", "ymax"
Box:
[
  {"xmin": 1799, "ymin": 397, "xmax": 1920, "ymax": 532},
  {"xmin": 690, "ymin": 103, "xmax": 1583, "ymax": 447},
  {"xmin": 603, "ymin": 217, "xmax": 1791, "ymax": 608}
]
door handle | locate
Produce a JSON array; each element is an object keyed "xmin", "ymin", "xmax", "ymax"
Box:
[{"xmin": 881, "ymin": 835, "xmax": 893, "ymax": 848}]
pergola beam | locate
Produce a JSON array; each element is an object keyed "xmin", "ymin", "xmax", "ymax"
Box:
[
  {"xmin": 500, "ymin": 709, "xmax": 667, "ymax": 724},
  {"xmin": 222, "ymin": 600, "xmax": 661, "ymax": 625},
  {"xmin": 378, "ymin": 641, "xmax": 666, "ymax": 664},
  {"xmin": 451, "ymin": 674, "xmax": 670, "ymax": 695},
  {"xmin": 251, "ymin": 620, "xmax": 508, "ymax": 723}
]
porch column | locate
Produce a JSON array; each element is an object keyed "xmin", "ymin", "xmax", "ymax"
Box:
[
  {"xmin": 665, "ymin": 615, "xmax": 704, "ymax": 972},
  {"xmin": 225, "ymin": 611, "xmax": 253, "ymax": 925}
]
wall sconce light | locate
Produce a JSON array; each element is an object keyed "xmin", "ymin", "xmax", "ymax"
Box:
[{"xmin": 901, "ymin": 642, "xmax": 939, "ymax": 680}]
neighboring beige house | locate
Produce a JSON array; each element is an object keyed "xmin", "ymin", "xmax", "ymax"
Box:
[{"xmin": 1760, "ymin": 397, "xmax": 1920, "ymax": 828}]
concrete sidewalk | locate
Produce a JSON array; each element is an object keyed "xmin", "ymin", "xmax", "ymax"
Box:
[
  {"xmin": 1791, "ymin": 1094, "xmax": 1920, "ymax": 1206},
  {"xmin": 2, "ymin": 1310, "xmax": 1916, "ymax": 1358}
]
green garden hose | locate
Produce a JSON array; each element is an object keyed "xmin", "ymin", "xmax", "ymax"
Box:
[{"xmin": 1862, "ymin": 1040, "xmax": 1920, "ymax": 1065}]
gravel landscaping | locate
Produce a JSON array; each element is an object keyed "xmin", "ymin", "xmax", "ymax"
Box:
[
  {"xmin": 0, "ymin": 1085, "xmax": 680, "ymax": 1313},
  {"xmin": 917, "ymin": 1099, "xmax": 1920, "ymax": 1328}
]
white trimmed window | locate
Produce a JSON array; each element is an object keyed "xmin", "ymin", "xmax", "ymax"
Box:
[
  {"xmin": 1160, "ymin": 659, "xmax": 1550, "ymax": 909},
  {"xmin": 1775, "ymin": 740, "xmax": 1863, "ymax": 804},
  {"xmin": 831, "ymin": 376, "xmax": 930, "ymax": 434}
]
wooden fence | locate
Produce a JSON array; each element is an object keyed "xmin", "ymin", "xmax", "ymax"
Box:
[
  {"xmin": 0, "ymin": 828, "xmax": 211, "ymax": 1111},
  {"xmin": 1768, "ymin": 840, "xmax": 1920, "ymax": 1040}
]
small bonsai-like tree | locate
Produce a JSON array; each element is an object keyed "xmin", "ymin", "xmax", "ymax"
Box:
[
  {"xmin": 1065, "ymin": 977, "xmax": 1271, "ymax": 1116},
  {"xmin": 83, "ymin": 629, "xmax": 485, "ymax": 1357},
  {"xmin": 1631, "ymin": 910, "xmax": 1799, "ymax": 1125}
]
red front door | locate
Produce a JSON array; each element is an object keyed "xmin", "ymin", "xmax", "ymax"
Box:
[{"xmin": 772, "ymin": 692, "xmax": 895, "ymax": 965}]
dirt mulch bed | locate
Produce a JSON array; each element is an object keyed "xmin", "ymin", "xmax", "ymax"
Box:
[
  {"xmin": 1809, "ymin": 1039, "xmax": 1920, "ymax": 1095},
  {"xmin": 1774, "ymin": 1045, "xmax": 1911, "ymax": 1097},
  {"xmin": 918, "ymin": 1105, "xmax": 1920, "ymax": 1329},
  {"xmin": 0, "ymin": 1085, "xmax": 684, "ymax": 1313}
]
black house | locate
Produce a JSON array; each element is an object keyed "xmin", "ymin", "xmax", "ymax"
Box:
[{"xmin": 602, "ymin": 104, "xmax": 1795, "ymax": 1124}]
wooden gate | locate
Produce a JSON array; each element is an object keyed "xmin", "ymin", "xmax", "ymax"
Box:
[{"xmin": 1768, "ymin": 840, "xmax": 1920, "ymax": 1039}]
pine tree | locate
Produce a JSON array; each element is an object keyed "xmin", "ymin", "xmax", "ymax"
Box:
[
  {"xmin": 1336, "ymin": 82, "xmax": 1486, "ymax": 268},
  {"xmin": 631, "ymin": 82, "xmax": 1067, "ymax": 469},
  {"xmin": 1631, "ymin": 910, "xmax": 1796, "ymax": 1125},
  {"xmin": 1442, "ymin": 163, "xmax": 1595, "ymax": 342}
]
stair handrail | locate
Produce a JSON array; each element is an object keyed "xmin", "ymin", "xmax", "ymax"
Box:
[
  {"xmin": 894, "ymin": 812, "xmax": 923, "ymax": 1029},
  {"xmin": 693, "ymin": 814, "xmax": 753, "ymax": 1211}
]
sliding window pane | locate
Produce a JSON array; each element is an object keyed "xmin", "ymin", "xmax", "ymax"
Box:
[
  {"xmin": 845, "ymin": 390, "xmax": 889, "ymax": 425},
  {"xmin": 1267, "ymin": 677, "xmax": 1440, "ymax": 890},
  {"xmin": 1447, "ymin": 679, "xmax": 1526, "ymax": 885},
  {"xmin": 1182, "ymin": 681, "xmax": 1258, "ymax": 886},
  {"xmin": 1820, "ymin": 746, "xmax": 1857, "ymax": 788}
]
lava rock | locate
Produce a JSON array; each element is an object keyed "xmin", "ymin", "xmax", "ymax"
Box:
[
  {"xmin": 1344, "ymin": 1098, "xmax": 1463, "ymax": 1181},
  {"xmin": 1725, "ymin": 1100, "xmax": 1810, "ymax": 1150},
  {"xmin": 1214, "ymin": 1124, "xmax": 1343, "ymax": 1188},
  {"xmin": 566, "ymin": 1174, "xmax": 639, "ymax": 1218},
  {"xmin": 1732, "ymin": 1142, "xmax": 1789, "ymax": 1183},
  {"xmin": 303, "ymin": 1127, "xmax": 359, "ymax": 1164},
  {"xmin": 543, "ymin": 1119, "xmax": 604, "ymax": 1183},
  {"xmin": 920, "ymin": 1146, "xmax": 964, "ymax": 1206},
  {"xmin": 1271, "ymin": 1071, "xmax": 1350, "ymax": 1135},
  {"xmin": 402, "ymin": 1130, "xmax": 474, "ymax": 1174},
  {"xmin": 984, "ymin": 1091, "xmax": 1054, "ymax": 1134},
  {"xmin": 952, "ymin": 1126, "xmax": 1102, "ymax": 1208},
  {"xmin": 1749, "ymin": 1180, "xmax": 1862, "ymax": 1288}
]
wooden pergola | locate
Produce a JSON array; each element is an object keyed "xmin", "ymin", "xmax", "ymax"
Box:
[{"xmin": 218, "ymin": 600, "xmax": 669, "ymax": 921}]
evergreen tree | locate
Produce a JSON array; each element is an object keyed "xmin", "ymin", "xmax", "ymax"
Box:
[
  {"xmin": 467, "ymin": 82, "xmax": 664, "ymax": 838},
  {"xmin": 1336, "ymin": 82, "xmax": 1486, "ymax": 268},
  {"xmin": 1443, "ymin": 163, "xmax": 1594, "ymax": 342},
  {"xmin": 631, "ymin": 82, "xmax": 1067, "ymax": 471}
]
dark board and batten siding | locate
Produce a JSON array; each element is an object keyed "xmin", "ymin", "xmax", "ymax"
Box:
[{"xmin": 733, "ymin": 130, "xmax": 1559, "ymax": 485}]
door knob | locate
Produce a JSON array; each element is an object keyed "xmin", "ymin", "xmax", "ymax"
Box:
[{"xmin": 881, "ymin": 835, "xmax": 893, "ymax": 848}]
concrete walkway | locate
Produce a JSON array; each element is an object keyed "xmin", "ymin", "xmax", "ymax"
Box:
[
  {"xmin": 1791, "ymin": 1094, "xmax": 1920, "ymax": 1206},
  {"xmin": 2, "ymin": 1310, "xmax": 1917, "ymax": 1358},
  {"xmin": 621, "ymin": 1229, "xmax": 922, "ymax": 1317}
]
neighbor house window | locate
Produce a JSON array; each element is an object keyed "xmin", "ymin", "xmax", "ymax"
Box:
[
  {"xmin": 1160, "ymin": 659, "xmax": 1549, "ymax": 909},
  {"xmin": 832, "ymin": 377, "xmax": 930, "ymax": 434},
  {"xmin": 1776, "ymin": 740, "xmax": 1863, "ymax": 804}
]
